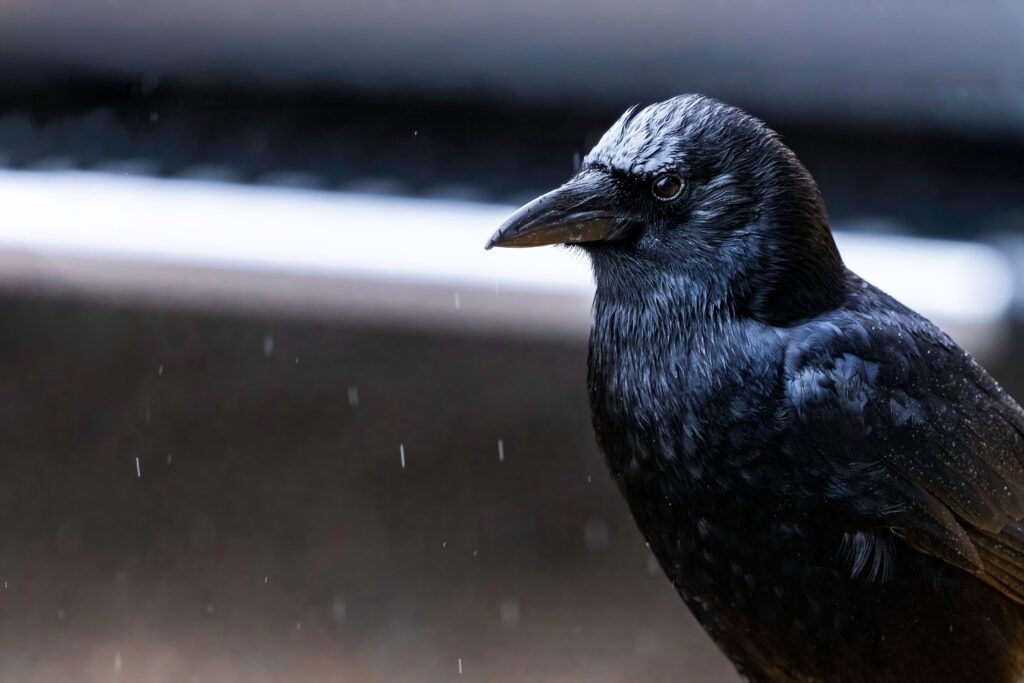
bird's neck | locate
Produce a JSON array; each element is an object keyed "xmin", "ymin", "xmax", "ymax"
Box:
[
  {"xmin": 745, "ymin": 163, "xmax": 849, "ymax": 325},
  {"xmin": 591, "ymin": 268, "xmax": 729, "ymax": 342},
  {"xmin": 588, "ymin": 270, "xmax": 742, "ymax": 408},
  {"xmin": 588, "ymin": 231, "xmax": 847, "ymax": 332},
  {"xmin": 587, "ymin": 272, "xmax": 780, "ymax": 484},
  {"xmin": 742, "ymin": 225, "xmax": 848, "ymax": 326}
]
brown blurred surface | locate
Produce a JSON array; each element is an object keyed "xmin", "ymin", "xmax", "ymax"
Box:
[{"xmin": 0, "ymin": 292, "xmax": 738, "ymax": 682}]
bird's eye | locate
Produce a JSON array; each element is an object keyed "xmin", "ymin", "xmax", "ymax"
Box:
[{"xmin": 651, "ymin": 174, "xmax": 683, "ymax": 200}]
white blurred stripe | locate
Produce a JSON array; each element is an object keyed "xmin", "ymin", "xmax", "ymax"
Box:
[
  {"xmin": 0, "ymin": 170, "xmax": 593, "ymax": 291},
  {"xmin": 0, "ymin": 170, "xmax": 1014, "ymax": 347}
]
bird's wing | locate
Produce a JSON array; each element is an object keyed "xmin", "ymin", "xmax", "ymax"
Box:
[{"xmin": 784, "ymin": 293, "xmax": 1024, "ymax": 603}]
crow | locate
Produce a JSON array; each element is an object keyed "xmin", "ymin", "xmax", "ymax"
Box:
[{"xmin": 486, "ymin": 95, "xmax": 1024, "ymax": 683}]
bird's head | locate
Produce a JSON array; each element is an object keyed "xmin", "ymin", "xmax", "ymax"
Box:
[{"xmin": 486, "ymin": 95, "xmax": 846, "ymax": 324}]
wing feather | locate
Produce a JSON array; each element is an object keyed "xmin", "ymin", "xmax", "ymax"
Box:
[{"xmin": 786, "ymin": 288, "xmax": 1024, "ymax": 603}]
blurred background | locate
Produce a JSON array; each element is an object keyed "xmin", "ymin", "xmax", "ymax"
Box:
[{"xmin": 0, "ymin": 3, "xmax": 1023, "ymax": 681}]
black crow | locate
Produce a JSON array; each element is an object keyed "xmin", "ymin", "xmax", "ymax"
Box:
[{"xmin": 486, "ymin": 95, "xmax": 1024, "ymax": 683}]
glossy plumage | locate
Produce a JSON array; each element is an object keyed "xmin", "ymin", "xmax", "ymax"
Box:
[
  {"xmin": 590, "ymin": 270, "xmax": 1024, "ymax": 682},
  {"xmin": 490, "ymin": 95, "xmax": 1024, "ymax": 682}
]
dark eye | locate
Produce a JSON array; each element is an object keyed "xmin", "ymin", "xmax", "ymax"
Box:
[{"xmin": 651, "ymin": 174, "xmax": 683, "ymax": 200}]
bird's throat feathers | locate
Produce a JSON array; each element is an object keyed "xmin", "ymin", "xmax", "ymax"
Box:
[
  {"xmin": 587, "ymin": 270, "xmax": 786, "ymax": 484},
  {"xmin": 590, "ymin": 263, "xmax": 736, "ymax": 346},
  {"xmin": 586, "ymin": 206, "xmax": 847, "ymax": 330}
]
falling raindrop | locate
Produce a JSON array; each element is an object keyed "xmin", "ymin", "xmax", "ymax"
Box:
[
  {"xmin": 497, "ymin": 439, "xmax": 505, "ymax": 463},
  {"xmin": 454, "ymin": 292, "xmax": 461, "ymax": 309},
  {"xmin": 135, "ymin": 457, "xmax": 141, "ymax": 479},
  {"xmin": 458, "ymin": 658, "xmax": 463, "ymax": 675},
  {"xmin": 114, "ymin": 652, "xmax": 122, "ymax": 673},
  {"xmin": 347, "ymin": 385, "xmax": 360, "ymax": 407},
  {"xmin": 157, "ymin": 365, "xmax": 164, "ymax": 376},
  {"xmin": 263, "ymin": 335, "xmax": 274, "ymax": 357},
  {"xmin": 400, "ymin": 444, "xmax": 406, "ymax": 469}
]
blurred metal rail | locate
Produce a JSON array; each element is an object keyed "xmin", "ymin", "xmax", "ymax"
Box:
[{"xmin": 0, "ymin": 169, "xmax": 1014, "ymax": 358}]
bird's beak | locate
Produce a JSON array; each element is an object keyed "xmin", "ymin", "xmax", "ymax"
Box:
[{"xmin": 485, "ymin": 170, "xmax": 621, "ymax": 249}]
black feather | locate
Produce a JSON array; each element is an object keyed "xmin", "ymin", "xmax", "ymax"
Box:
[{"xmin": 569, "ymin": 95, "xmax": 1024, "ymax": 682}]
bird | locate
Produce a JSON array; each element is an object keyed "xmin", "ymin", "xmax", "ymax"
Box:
[{"xmin": 486, "ymin": 94, "xmax": 1024, "ymax": 683}]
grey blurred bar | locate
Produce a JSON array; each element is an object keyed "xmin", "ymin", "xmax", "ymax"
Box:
[{"xmin": 2, "ymin": 2, "xmax": 1023, "ymax": 134}]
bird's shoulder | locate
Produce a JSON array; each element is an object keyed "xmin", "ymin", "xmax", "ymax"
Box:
[
  {"xmin": 782, "ymin": 274, "xmax": 1024, "ymax": 478},
  {"xmin": 782, "ymin": 273, "xmax": 1024, "ymax": 598}
]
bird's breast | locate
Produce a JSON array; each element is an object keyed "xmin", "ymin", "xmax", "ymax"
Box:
[
  {"xmin": 587, "ymin": 310, "xmax": 786, "ymax": 484},
  {"xmin": 586, "ymin": 311, "xmax": 821, "ymax": 628}
]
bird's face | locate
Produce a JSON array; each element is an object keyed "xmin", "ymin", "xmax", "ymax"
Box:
[{"xmin": 487, "ymin": 95, "xmax": 841, "ymax": 319}]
